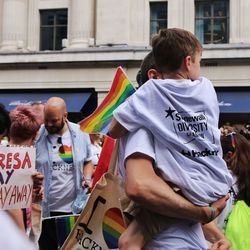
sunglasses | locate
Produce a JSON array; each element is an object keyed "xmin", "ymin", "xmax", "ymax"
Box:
[{"xmin": 57, "ymin": 137, "xmax": 65, "ymax": 154}]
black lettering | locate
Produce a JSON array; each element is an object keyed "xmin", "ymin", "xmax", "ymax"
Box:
[
  {"xmin": 91, "ymin": 241, "xmax": 102, "ymax": 250},
  {"xmin": 181, "ymin": 150, "xmax": 191, "ymax": 157},
  {"xmin": 76, "ymin": 229, "xmax": 84, "ymax": 244},
  {"xmin": 82, "ymin": 237, "xmax": 92, "ymax": 249},
  {"xmin": 175, "ymin": 113, "xmax": 181, "ymax": 121},
  {"xmin": 4, "ymin": 170, "xmax": 14, "ymax": 184},
  {"xmin": 79, "ymin": 196, "xmax": 106, "ymax": 235},
  {"xmin": 177, "ymin": 123, "xmax": 184, "ymax": 132},
  {"xmin": 0, "ymin": 172, "xmax": 4, "ymax": 185}
]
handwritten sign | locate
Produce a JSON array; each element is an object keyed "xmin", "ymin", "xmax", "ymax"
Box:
[{"xmin": 0, "ymin": 145, "xmax": 35, "ymax": 210}]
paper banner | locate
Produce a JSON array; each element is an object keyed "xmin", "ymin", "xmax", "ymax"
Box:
[{"xmin": 0, "ymin": 145, "xmax": 35, "ymax": 210}]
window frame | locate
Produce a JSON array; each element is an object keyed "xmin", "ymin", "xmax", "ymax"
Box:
[
  {"xmin": 149, "ymin": 1, "xmax": 168, "ymax": 42},
  {"xmin": 195, "ymin": 0, "xmax": 229, "ymax": 44},
  {"xmin": 40, "ymin": 9, "xmax": 68, "ymax": 51}
]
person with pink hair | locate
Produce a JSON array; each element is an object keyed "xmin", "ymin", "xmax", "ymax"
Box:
[
  {"xmin": 6, "ymin": 106, "xmax": 43, "ymax": 238},
  {"xmin": 9, "ymin": 105, "xmax": 41, "ymax": 145}
]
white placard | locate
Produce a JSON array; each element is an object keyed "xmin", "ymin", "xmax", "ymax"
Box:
[{"xmin": 0, "ymin": 145, "xmax": 35, "ymax": 210}]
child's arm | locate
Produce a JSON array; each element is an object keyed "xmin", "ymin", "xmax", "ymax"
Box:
[
  {"xmin": 202, "ymin": 221, "xmax": 232, "ymax": 249},
  {"xmin": 108, "ymin": 117, "xmax": 129, "ymax": 138}
]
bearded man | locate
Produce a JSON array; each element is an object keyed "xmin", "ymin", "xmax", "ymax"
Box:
[{"xmin": 36, "ymin": 97, "xmax": 93, "ymax": 250}]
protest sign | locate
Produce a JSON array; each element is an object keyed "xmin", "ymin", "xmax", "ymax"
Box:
[{"xmin": 0, "ymin": 145, "xmax": 35, "ymax": 210}]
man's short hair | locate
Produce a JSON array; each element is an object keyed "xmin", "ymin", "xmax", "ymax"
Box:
[
  {"xmin": 152, "ymin": 28, "xmax": 202, "ymax": 73},
  {"xmin": 136, "ymin": 51, "xmax": 156, "ymax": 87}
]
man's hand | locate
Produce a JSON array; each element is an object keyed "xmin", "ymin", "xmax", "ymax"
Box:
[
  {"xmin": 32, "ymin": 172, "xmax": 44, "ymax": 202},
  {"xmin": 209, "ymin": 238, "xmax": 232, "ymax": 250},
  {"xmin": 32, "ymin": 171, "xmax": 44, "ymax": 188},
  {"xmin": 81, "ymin": 178, "xmax": 92, "ymax": 190},
  {"xmin": 203, "ymin": 194, "xmax": 229, "ymax": 223},
  {"xmin": 32, "ymin": 186, "xmax": 44, "ymax": 203}
]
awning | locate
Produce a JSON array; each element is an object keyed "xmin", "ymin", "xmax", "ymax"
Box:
[
  {"xmin": 0, "ymin": 91, "xmax": 92, "ymax": 112},
  {"xmin": 216, "ymin": 89, "xmax": 250, "ymax": 113}
]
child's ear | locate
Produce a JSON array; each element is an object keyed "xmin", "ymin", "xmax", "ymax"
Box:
[
  {"xmin": 148, "ymin": 69, "xmax": 158, "ymax": 79},
  {"xmin": 184, "ymin": 55, "xmax": 192, "ymax": 70}
]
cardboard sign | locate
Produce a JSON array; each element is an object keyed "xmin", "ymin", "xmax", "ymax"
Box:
[
  {"xmin": 62, "ymin": 172, "xmax": 127, "ymax": 250},
  {"xmin": 0, "ymin": 145, "xmax": 35, "ymax": 210}
]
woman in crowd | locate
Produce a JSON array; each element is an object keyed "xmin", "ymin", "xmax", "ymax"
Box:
[
  {"xmin": 203, "ymin": 132, "xmax": 250, "ymax": 249},
  {"xmin": 221, "ymin": 133, "xmax": 250, "ymax": 248},
  {"xmin": 7, "ymin": 105, "xmax": 43, "ymax": 233},
  {"xmin": 0, "ymin": 105, "xmax": 43, "ymax": 249}
]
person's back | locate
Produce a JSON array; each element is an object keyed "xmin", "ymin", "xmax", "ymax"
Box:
[{"xmin": 112, "ymin": 28, "xmax": 232, "ymax": 205}]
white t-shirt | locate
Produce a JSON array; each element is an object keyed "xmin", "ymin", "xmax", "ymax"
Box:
[
  {"xmin": 119, "ymin": 128, "xmax": 207, "ymax": 250},
  {"xmin": 49, "ymin": 130, "xmax": 75, "ymax": 212},
  {"xmin": 217, "ymin": 173, "xmax": 238, "ymax": 230},
  {"xmin": 114, "ymin": 77, "xmax": 233, "ymax": 206},
  {"xmin": 0, "ymin": 211, "xmax": 36, "ymax": 250},
  {"xmin": 90, "ymin": 143, "xmax": 102, "ymax": 166}
]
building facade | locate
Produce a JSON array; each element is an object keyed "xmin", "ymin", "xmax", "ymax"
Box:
[{"xmin": 0, "ymin": 0, "xmax": 250, "ymax": 124}]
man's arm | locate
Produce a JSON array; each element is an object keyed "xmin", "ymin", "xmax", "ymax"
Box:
[
  {"xmin": 125, "ymin": 153, "xmax": 228, "ymax": 223},
  {"xmin": 82, "ymin": 160, "xmax": 94, "ymax": 188},
  {"xmin": 108, "ymin": 118, "xmax": 128, "ymax": 139}
]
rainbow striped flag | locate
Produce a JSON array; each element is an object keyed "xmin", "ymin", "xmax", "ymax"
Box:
[
  {"xmin": 79, "ymin": 67, "xmax": 136, "ymax": 134},
  {"xmin": 55, "ymin": 215, "xmax": 79, "ymax": 248}
]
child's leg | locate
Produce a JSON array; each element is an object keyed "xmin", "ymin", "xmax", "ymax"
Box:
[{"xmin": 118, "ymin": 219, "xmax": 145, "ymax": 250}]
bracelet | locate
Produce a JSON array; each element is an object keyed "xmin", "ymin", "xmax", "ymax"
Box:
[
  {"xmin": 82, "ymin": 176, "xmax": 92, "ymax": 181},
  {"xmin": 209, "ymin": 205, "xmax": 215, "ymax": 222}
]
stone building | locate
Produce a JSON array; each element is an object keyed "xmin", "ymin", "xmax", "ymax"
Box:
[{"xmin": 0, "ymin": 0, "xmax": 249, "ymax": 124}]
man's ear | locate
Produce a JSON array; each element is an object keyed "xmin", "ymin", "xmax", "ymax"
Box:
[
  {"xmin": 224, "ymin": 151, "xmax": 234, "ymax": 162},
  {"xmin": 63, "ymin": 112, "xmax": 68, "ymax": 120},
  {"xmin": 147, "ymin": 69, "xmax": 158, "ymax": 79}
]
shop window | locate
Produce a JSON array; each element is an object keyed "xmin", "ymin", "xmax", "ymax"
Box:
[
  {"xmin": 150, "ymin": 1, "xmax": 168, "ymax": 42},
  {"xmin": 40, "ymin": 9, "xmax": 68, "ymax": 51},
  {"xmin": 195, "ymin": 0, "xmax": 229, "ymax": 44}
]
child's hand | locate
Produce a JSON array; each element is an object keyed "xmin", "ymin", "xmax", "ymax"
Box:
[
  {"xmin": 204, "ymin": 194, "xmax": 229, "ymax": 223},
  {"xmin": 209, "ymin": 238, "xmax": 232, "ymax": 250}
]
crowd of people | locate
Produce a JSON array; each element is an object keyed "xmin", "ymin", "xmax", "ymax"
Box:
[{"xmin": 0, "ymin": 27, "xmax": 250, "ymax": 250}]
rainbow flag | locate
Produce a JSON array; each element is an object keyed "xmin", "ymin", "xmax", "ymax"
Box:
[
  {"xmin": 79, "ymin": 67, "xmax": 136, "ymax": 134},
  {"xmin": 54, "ymin": 215, "xmax": 79, "ymax": 248}
]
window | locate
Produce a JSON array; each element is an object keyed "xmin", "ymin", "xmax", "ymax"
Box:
[
  {"xmin": 150, "ymin": 2, "xmax": 168, "ymax": 42},
  {"xmin": 195, "ymin": 0, "xmax": 229, "ymax": 44},
  {"xmin": 40, "ymin": 9, "xmax": 68, "ymax": 51}
]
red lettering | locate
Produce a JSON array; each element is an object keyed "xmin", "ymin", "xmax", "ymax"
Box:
[
  {"xmin": 0, "ymin": 154, "xmax": 5, "ymax": 169},
  {"xmin": 13, "ymin": 153, "xmax": 21, "ymax": 169},
  {"xmin": 9, "ymin": 185, "xmax": 17, "ymax": 205},
  {"xmin": 16, "ymin": 185, "xmax": 23, "ymax": 203},
  {"xmin": 6, "ymin": 153, "xmax": 12, "ymax": 169},
  {"xmin": 21, "ymin": 152, "xmax": 31, "ymax": 169}
]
